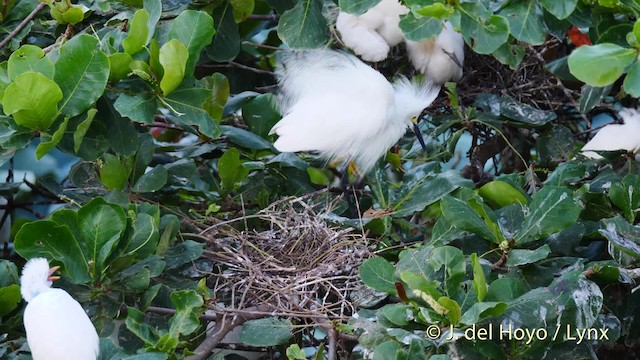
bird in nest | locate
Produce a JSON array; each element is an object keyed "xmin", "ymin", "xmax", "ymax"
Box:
[
  {"xmin": 269, "ymin": 48, "xmax": 440, "ymax": 178},
  {"xmin": 21, "ymin": 257, "xmax": 99, "ymax": 360},
  {"xmin": 335, "ymin": 0, "xmax": 465, "ymax": 84}
]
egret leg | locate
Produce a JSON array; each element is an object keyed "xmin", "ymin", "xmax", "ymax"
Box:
[{"xmin": 340, "ymin": 163, "xmax": 359, "ymax": 218}]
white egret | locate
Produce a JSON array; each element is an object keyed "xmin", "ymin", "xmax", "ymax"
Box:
[
  {"xmin": 269, "ymin": 49, "xmax": 440, "ymax": 177},
  {"xmin": 21, "ymin": 257, "xmax": 99, "ymax": 360},
  {"xmin": 581, "ymin": 108, "xmax": 640, "ymax": 159},
  {"xmin": 335, "ymin": 0, "xmax": 408, "ymax": 62},
  {"xmin": 336, "ymin": 1, "xmax": 464, "ymax": 83},
  {"xmin": 405, "ymin": 22, "xmax": 465, "ymax": 84}
]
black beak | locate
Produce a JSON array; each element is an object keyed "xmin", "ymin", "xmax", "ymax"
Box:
[
  {"xmin": 443, "ymin": 49, "xmax": 463, "ymax": 70},
  {"xmin": 412, "ymin": 122, "xmax": 428, "ymax": 151}
]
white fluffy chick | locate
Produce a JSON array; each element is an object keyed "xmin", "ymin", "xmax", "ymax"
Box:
[
  {"xmin": 269, "ymin": 49, "xmax": 440, "ymax": 176},
  {"xmin": 581, "ymin": 108, "xmax": 640, "ymax": 159},
  {"xmin": 21, "ymin": 258, "xmax": 99, "ymax": 360},
  {"xmin": 336, "ymin": 0, "xmax": 408, "ymax": 62},
  {"xmin": 406, "ymin": 21, "xmax": 465, "ymax": 84}
]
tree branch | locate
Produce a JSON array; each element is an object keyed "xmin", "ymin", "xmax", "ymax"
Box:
[{"xmin": 0, "ymin": 3, "xmax": 46, "ymax": 50}]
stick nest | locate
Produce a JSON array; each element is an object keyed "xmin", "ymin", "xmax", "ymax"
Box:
[{"xmin": 198, "ymin": 193, "xmax": 371, "ymax": 323}]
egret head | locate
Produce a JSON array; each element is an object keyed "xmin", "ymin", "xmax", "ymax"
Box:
[
  {"xmin": 20, "ymin": 258, "xmax": 60, "ymax": 302},
  {"xmin": 392, "ymin": 77, "xmax": 440, "ymax": 149}
]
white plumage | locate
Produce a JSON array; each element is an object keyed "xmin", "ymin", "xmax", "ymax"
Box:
[
  {"xmin": 269, "ymin": 49, "xmax": 440, "ymax": 176},
  {"xmin": 335, "ymin": 0, "xmax": 408, "ymax": 62},
  {"xmin": 581, "ymin": 108, "xmax": 640, "ymax": 159},
  {"xmin": 406, "ymin": 22, "xmax": 465, "ymax": 84},
  {"xmin": 336, "ymin": 0, "xmax": 465, "ymax": 83},
  {"xmin": 21, "ymin": 258, "xmax": 99, "ymax": 360}
]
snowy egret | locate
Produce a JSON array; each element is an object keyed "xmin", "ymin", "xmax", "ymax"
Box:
[
  {"xmin": 269, "ymin": 49, "xmax": 440, "ymax": 177},
  {"xmin": 336, "ymin": 1, "xmax": 464, "ymax": 83},
  {"xmin": 335, "ymin": 0, "xmax": 408, "ymax": 62},
  {"xmin": 581, "ymin": 108, "xmax": 640, "ymax": 159},
  {"xmin": 405, "ymin": 22, "xmax": 465, "ymax": 84},
  {"xmin": 21, "ymin": 258, "xmax": 99, "ymax": 360}
]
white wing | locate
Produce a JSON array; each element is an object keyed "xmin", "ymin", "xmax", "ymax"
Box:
[
  {"xmin": 24, "ymin": 288, "xmax": 99, "ymax": 360},
  {"xmin": 582, "ymin": 108, "xmax": 640, "ymax": 158}
]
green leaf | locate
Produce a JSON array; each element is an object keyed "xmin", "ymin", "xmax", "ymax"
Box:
[
  {"xmin": 579, "ymin": 84, "xmax": 613, "ymax": 114},
  {"xmin": 460, "ymin": 3, "xmax": 510, "ymax": 54},
  {"xmin": 123, "ymin": 10, "xmax": 150, "ymax": 55},
  {"xmin": 77, "ymin": 198, "xmax": 127, "ymax": 276},
  {"xmin": 74, "ymin": 108, "xmax": 98, "ymax": 153},
  {"xmin": 100, "ymin": 153, "xmax": 133, "ymax": 190},
  {"xmin": 14, "ymin": 221, "xmax": 90, "ymax": 284},
  {"xmin": 277, "ymin": 0, "xmax": 328, "ymax": 49},
  {"xmin": 515, "ymin": 186, "xmax": 580, "ymax": 244},
  {"xmin": 113, "ymin": 93, "xmax": 157, "ymax": 124},
  {"xmin": 437, "ymin": 296, "xmax": 461, "ymax": 324},
  {"xmin": 609, "ymin": 173, "xmax": 640, "ymax": 222},
  {"xmin": 159, "ymin": 39, "xmax": 188, "ymax": 95},
  {"xmin": 459, "ymin": 302, "xmax": 507, "ymax": 325},
  {"xmin": 400, "ymin": 271, "xmax": 442, "ymax": 299},
  {"xmin": 485, "ymin": 278, "xmax": 526, "ymax": 302},
  {"xmin": 133, "ymin": 165, "xmax": 168, "ymax": 193},
  {"xmin": 230, "ymin": 0, "xmax": 255, "ymax": 21},
  {"xmin": 381, "ymin": 303, "xmax": 412, "ymax": 326},
  {"xmin": 169, "ymin": 290, "xmax": 204, "ymax": 336},
  {"xmin": 373, "ymin": 341, "xmax": 401, "ymax": 360},
  {"xmin": 0, "ymin": 284, "xmax": 21, "ymax": 317},
  {"xmin": 506, "ymin": 244, "xmax": 551, "ymax": 267},
  {"xmin": 208, "ymin": 3, "xmax": 241, "ymax": 62},
  {"xmin": 471, "ymin": 253, "xmax": 487, "ymax": 302},
  {"xmin": 2, "ymin": 72, "xmax": 62, "ymax": 130},
  {"xmin": 126, "ymin": 307, "xmax": 158, "ymax": 345},
  {"xmin": 500, "ymin": 0, "xmax": 546, "ymax": 45},
  {"xmin": 36, "ymin": 116, "xmax": 69, "ymax": 159},
  {"xmin": 221, "ymin": 125, "xmax": 273, "ymax": 149},
  {"xmin": 391, "ymin": 168, "xmax": 472, "ymax": 218},
  {"xmin": 201, "ymin": 73, "xmax": 230, "ymax": 121},
  {"xmin": 399, "ymin": 13, "xmax": 443, "ymax": 41},
  {"xmin": 541, "ymin": 0, "xmax": 578, "ymax": 19},
  {"xmin": 440, "ymin": 195, "xmax": 501, "ymax": 243},
  {"xmin": 623, "ymin": 61, "xmax": 640, "ymax": 97},
  {"xmin": 143, "ymin": 0, "xmax": 162, "ymax": 43},
  {"xmin": 568, "ymin": 44, "xmax": 638, "ymax": 86},
  {"xmin": 286, "ymin": 344, "xmax": 306, "ymax": 360},
  {"xmin": 54, "ymin": 34, "xmax": 110, "ymax": 118},
  {"xmin": 242, "ymin": 93, "xmax": 281, "ymax": 139},
  {"xmin": 218, "ymin": 148, "xmax": 249, "ymax": 191},
  {"xmin": 600, "ymin": 216, "xmax": 640, "ymax": 262},
  {"xmin": 124, "ymin": 213, "xmax": 158, "ymax": 257},
  {"xmin": 50, "ymin": 5, "xmax": 84, "ymax": 25},
  {"xmin": 7, "ymin": 45, "xmax": 54, "ymax": 80},
  {"xmin": 163, "ymin": 88, "xmax": 218, "ymax": 138},
  {"xmin": 108, "ymin": 52, "xmax": 133, "ymax": 82},
  {"xmin": 240, "ymin": 317, "xmax": 293, "ymax": 346},
  {"xmin": 359, "ymin": 257, "xmax": 397, "ymax": 294},
  {"xmin": 430, "ymin": 246, "xmax": 465, "ymax": 297},
  {"xmin": 165, "ymin": 240, "xmax": 204, "ymax": 269},
  {"xmin": 478, "ymin": 180, "xmax": 528, "ymax": 208},
  {"xmin": 168, "ymin": 10, "xmax": 215, "ymax": 75},
  {"xmin": 338, "ymin": 0, "xmax": 380, "ymax": 15}
]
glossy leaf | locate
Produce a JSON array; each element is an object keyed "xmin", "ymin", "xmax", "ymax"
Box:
[
  {"xmin": 36, "ymin": 116, "xmax": 69, "ymax": 159},
  {"xmin": 623, "ymin": 61, "xmax": 640, "ymax": 97},
  {"xmin": 0, "ymin": 284, "xmax": 21, "ymax": 317},
  {"xmin": 169, "ymin": 290, "xmax": 203, "ymax": 336},
  {"xmin": 440, "ymin": 195, "xmax": 501, "ymax": 244},
  {"xmin": 201, "ymin": 73, "xmax": 230, "ymax": 121},
  {"xmin": 541, "ymin": 0, "xmax": 578, "ymax": 19},
  {"xmin": 471, "ymin": 253, "xmax": 487, "ymax": 302},
  {"xmin": 163, "ymin": 88, "xmax": 218, "ymax": 138},
  {"xmin": 218, "ymin": 148, "xmax": 249, "ymax": 191},
  {"xmin": 100, "ymin": 153, "xmax": 133, "ymax": 190},
  {"xmin": 133, "ymin": 165, "xmax": 168, "ymax": 193},
  {"xmin": 123, "ymin": 10, "xmax": 150, "ymax": 55},
  {"xmin": 515, "ymin": 186, "xmax": 580, "ymax": 244},
  {"xmin": 500, "ymin": 0, "xmax": 546, "ymax": 45},
  {"xmin": 159, "ymin": 39, "xmax": 188, "ymax": 95},
  {"xmin": 240, "ymin": 317, "xmax": 293, "ymax": 346},
  {"xmin": 7, "ymin": 44, "xmax": 54, "ymax": 80},
  {"xmin": 208, "ymin": 3, "xmax": 240, "ymax": 62},
  {"xmin": 505, "ymin": 245, "xmax": 551, "ymax": 267},
  {"xmin": 2, "ymin": 72, "xmax": 62, "ymax": 130},
  {"xmin": 277, "ymin": 0, "xmax": 328, "ymax": 49},
  {"xmin": 338, "ymin": 0, "xmax": 380, "ymax": 15},
  {"xmin": 399, "ymin": 13, "xmax": 442, "ymax": 41},
  {"xmin": 242, "ymin": 93, "xmax": 281, "ymax": 139},
  {"xmin": 54, "ymin": 35, "xmax": 110, "ymax": 118},
  {"xmin": 359, "ymin": 257, "xmax": 397, "ymax": 294},
  {"xmin": 568, "ymin": 44, "xmax": 637, "ymax": 86},
  {"xmin": 168, "ymin": 10, "xmax": 215, "ymax": 75},
  {"xmin": 609, "ymin": 173, "xmax": 640, "ymax": 222},
  {"xmin": 14, "ymin": 221, "xmax": 90, "ymax": 284},
  {"xmin": 113, "ymin": 93, "xmax": 157, "ymax": 124}
]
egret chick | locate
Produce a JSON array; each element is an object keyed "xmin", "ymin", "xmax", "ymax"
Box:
[
  {"xmin": 21, "ymin": 258, "xmax": 99, "ymax": 360},
  {"xmin": 269, "ymin": 49, "xmax": 440, "ymax": 177},
  {"xmin": 581, "ymin": 108, "xmax": 640, "ymax": 159},
  {"xmin": 405, "ymin": 22, "xmax": 465, "ymax": 84},
  {"xmin": 335, "ymin": 0, "xmax": 408, "ymax": 62}
]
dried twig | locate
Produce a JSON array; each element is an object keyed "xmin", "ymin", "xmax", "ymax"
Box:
[{"xmin": 0, "ymin": 3, "xmax": 46, "ymax": 50}]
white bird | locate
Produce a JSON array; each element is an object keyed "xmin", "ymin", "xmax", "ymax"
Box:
[
  {"xmin": 581, "ymin": 108, "xmax": 640, "ymax": 159},
  {"xmin": 335, "ymin": 0, "xmax": 408, "ymax": 62},
  {"xmin": 21, "ymin": 258, "xmax": 99, "ymax": 360},
  {"xmin": 269, "ymin": 49, "xmax": 440, "ymax": 176},
  {"xmin": 336, "ymin": 1, "xmax": 464, "ymax": 83},
  {"xmin": 405, "ymin": 21, "xmax": 465, "ymax": 84}
]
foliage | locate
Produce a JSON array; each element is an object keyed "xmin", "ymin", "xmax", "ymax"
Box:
[{"xmin": 0, "ymin": 0, "xmax": 639, "ymax": 359}]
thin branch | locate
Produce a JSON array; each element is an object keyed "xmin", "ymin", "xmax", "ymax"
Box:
[{"xmin": 0, "ymin": 3, "xmax": 46, "ymax": 50}]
